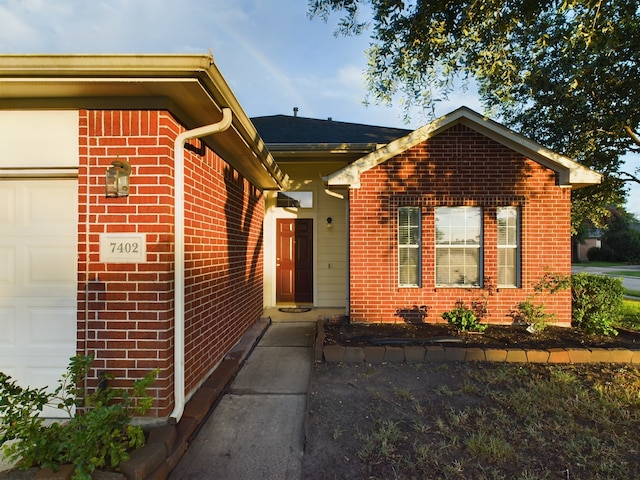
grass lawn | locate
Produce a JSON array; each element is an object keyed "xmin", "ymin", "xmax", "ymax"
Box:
[
  {"xmin": 304, "ymin": 362, "xmax": 640, "ymax": 480},
  {"xmin": 609, "ymin": 270, "xmax": 640, "ymax": 278},
  {"xmin": 572, "ymin": 261, "xmax": 633, "ymax": 268},
  {"xmin": 619, "ymin": 299, "xmax": 640, "ymax": 330}
]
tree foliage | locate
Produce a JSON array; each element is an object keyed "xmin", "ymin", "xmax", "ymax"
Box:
[
  {"xmin": 308, "ymin": 0, "xmax": 640, "ymax": 229},
  {"xmin": 601, "ymin": 210, "xmax": 640, "ymax": 262}
]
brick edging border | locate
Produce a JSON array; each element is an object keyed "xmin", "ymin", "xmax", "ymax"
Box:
[{"xmin": 315, "ymin": 319, "xmax": 640, "ymax": 365}]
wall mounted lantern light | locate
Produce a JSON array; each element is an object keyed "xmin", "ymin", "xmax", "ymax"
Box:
[
  {"xmin": 105, "ymin": 158, "xmax": 131, "ymax": 198},
  {"xmin": 326, "ymin": 217, "xmax": 333, "ymax": 227}
]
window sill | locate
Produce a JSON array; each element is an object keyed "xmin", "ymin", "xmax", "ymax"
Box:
[{"xmin": 435, "ymin": 285, "xmax": 481, "ymax": 289}]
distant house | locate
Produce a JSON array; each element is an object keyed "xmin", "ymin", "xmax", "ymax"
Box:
[
  {"xmin": 256, "ymin": 107, "xmax": 601, "ymax": 326},
  {"xmin": 0, "ymin": 54, "xmax": 286, "ymax": 420},
  {"xmin": 575, "ymin": 228, "xmax": 603, "ymax": 262}
]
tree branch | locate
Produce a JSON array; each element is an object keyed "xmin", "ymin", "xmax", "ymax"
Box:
[
  {"xmin": 620, "ymin": 171, "xmax": 640, "ymax": 185},
  {"xmin": 624, "ymin": 125, "xmax": 640, "ymax": 147}
]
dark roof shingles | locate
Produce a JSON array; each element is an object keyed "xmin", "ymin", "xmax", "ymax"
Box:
[{"xmin": 251, "ymin": 114, "xmax": 411, "ymax": 144}]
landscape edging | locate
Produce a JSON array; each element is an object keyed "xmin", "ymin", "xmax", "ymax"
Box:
[
  {"xmin": 322, "ymin": 343, "xmax": 640, "ymax": 364},
  {"xmin": 316, "ymin": 320, "xmax": 640, "ymax": 364}
]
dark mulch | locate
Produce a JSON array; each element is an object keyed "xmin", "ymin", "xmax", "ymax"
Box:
[{"xmin": 323, "ymin": 321, "xmax": 640, "ymax": 350}]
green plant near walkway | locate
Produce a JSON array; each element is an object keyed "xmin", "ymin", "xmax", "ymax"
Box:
[
  {"xmin": 509, "ymin": 298, "xmax": 556, "ymax": 332},
  {"xmin": 442, "ymin": 300, "xmax": 487, "ymax": 332},
  {"xmin": 0, "ymin": 355, "xmax": 158, "ymax": 480},
  {"xmin": 572, "ymin": 273, "xmax": 623, "ymax": 336},
  {"xmin": 509, "ymin": 271, "xmax": 569, "ymax": 332}
]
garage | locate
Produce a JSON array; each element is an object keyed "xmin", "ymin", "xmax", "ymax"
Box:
[
  {"xmin": 0, "ymin": 111, "xmax": 78, "ymax": 417},
  {"xmin": 0, "ymin": 178, "xmax": 77, "ymax": 414}
]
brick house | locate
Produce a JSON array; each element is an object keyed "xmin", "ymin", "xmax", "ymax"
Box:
[
  {"xmin": 254, "ymin": 108, "xmax": 600, "ymax": 327},
  {"xmin": 1, "ymin": 54, "xmax": 601, "ymax": 423},
  {"xmin": 325, "ymin": 107, "xmax": 601, "ymax": 325},
  {"xmin": 0, "ymin": 54, "xmax": 286, "ymax": 420}
]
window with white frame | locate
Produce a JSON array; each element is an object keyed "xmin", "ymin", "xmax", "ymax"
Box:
[
  {"xmin": 398, "ymin": 207, "xmax": 421, "ymax": 287},
  {"xmin": 497, "ymin": 207, "xmax": 519, "ymax": 287},
  {"xmin": 435, "ymin": 207, "xmax": 482, "ymax": 286}
]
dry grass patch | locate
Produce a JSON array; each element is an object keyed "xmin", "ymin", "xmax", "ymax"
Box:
[{"xmin": 303, "ymin": 362, "xmax": 640, "ymax": 479}]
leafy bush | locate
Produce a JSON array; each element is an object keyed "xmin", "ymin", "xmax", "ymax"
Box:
[
  {"xmin": 533, "ymin": 272, "xmax": 570, "ymax": 294},
  {"xmin": 442, "ymin": 300, "xmax": 487, "ymax": 332},
  {"xmin": 509, "ymin": 272, "xmax": 569, "ymax": 332},
  {"xmin": 509, "ymin": 298, "xmax": 555, "ymax": 332},
  {"xmin": 0, "ymin": 355, "xmax": 158, "ymax": 480},
  {"xmin": 571, "ymin": 273, "xmax": 623, "ymax": 336},
  {"xmin": 587, "ymin": 246, "xmax": 615, "ymax": 262}
]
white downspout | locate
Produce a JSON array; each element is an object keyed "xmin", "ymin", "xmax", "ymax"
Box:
[{"xmin": 170, "ymin": 108, "xmax": 233, "ymax": 423}]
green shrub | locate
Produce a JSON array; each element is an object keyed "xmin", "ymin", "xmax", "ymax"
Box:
[
  {"xmin": 0, "ymin": 355, "xmax": 158, "ymax": 480},
  {"xmin": 587, "ymin": 246, "xmax": 615, "ymax": 262},
  {"xmin": 509, "ymin": 298, "xmax": 555, "ymax": 332},
  {"xmin": 509, "ymin": 272, "xmax": 569, "ymax": 332},
  {"xmin": 442, "ymin": 300, "xmax": 487, "ymax": 332},
  {"xmin": 571, "ymin": 273, "xmax": 623, "ymax": 336}
]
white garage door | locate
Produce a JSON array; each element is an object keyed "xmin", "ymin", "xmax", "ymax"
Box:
[{"xmin": 0, "ymin": 178, "xmax": 77, "ymax": 417}]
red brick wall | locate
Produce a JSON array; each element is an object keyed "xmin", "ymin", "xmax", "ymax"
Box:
[
  {"xmin": 349, "ymin": 124, "xmax": 572, "ymax": 326},
  {"xmin": 77, "ymin": 110, "xmax": 264, "ymax": 417}
]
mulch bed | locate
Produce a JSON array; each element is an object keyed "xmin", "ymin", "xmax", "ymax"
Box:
[{"xmin": 323, "ymin": 321, "xmax": 640, "ymax": 350}]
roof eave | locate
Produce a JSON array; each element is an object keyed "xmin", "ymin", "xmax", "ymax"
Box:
[
  {"xmin": 266, "ymin": 142, "xmax": 381, "ymax": 162},
  {"xmin": 0, "ymin": 54, "xmax": 287, "ymax": 190}
]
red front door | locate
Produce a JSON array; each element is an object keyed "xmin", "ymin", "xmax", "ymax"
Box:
[{"xmin": 276, "ymin": 219, "xmax": 313, "ymax": 304}]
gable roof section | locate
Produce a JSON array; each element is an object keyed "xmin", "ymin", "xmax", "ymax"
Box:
[
  {"xmin": 251, "ymin": 114, "xmax": 412, "ymax": 162},
  {"xmin": 0, "ymin": 54, "xmax": 286, "ymax": 190},
  {"xmin": 327, "ymin": 106, "xmax": 602, "ymax": 190}
]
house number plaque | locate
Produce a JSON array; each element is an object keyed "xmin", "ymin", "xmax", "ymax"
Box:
[{"xmin": 99, "ymin": 233, "xmax": 146, "ymax": 263}]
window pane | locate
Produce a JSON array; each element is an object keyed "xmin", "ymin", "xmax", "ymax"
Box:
[
  {"xmin": 435, "ymin": 207, "xmax": 481, "ymax": 286},
  {"xmin": 465, "ymin": 209, "xmax": 482, "ymax": 245},
  {"xmin": 498, "ymin": 248, "xmax": 517, "ymax": 286},
  {"xmin": 436, "ymin": 207, "xmax": 481, "ymax": 245},
  {"xmin": 497, "ymin": 207, "xmax": 519, "ymax": 286},
  {"xmin": 399, "ymin": 248, "xmax": 419, "ymax": 286},
  {"xmin": 435, "ymin": 247, "xmax": 480, "ymax": 286},
  {"xmin": 399, "ymin": 207, "xmax": 420, "ymax": 287},
  {"xmin": 497, "ymin": 207, "xmax": 517, "ymax": 246},
  {"xmin": 276, "ymin": 191, "xmax": 313, "ymax": 208},
  {"xmin": 399, "ymin": 208, "xmax": 420, "ymax": 245}
]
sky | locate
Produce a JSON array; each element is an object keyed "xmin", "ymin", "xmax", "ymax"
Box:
[{"xmin": 0, "ymin": 0, "xmax": 637, "ymax": 215}]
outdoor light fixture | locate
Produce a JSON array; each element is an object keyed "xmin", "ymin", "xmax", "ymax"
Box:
[
  {"xmin": 326, "ymin": 217, "xmax": 333, "ymax": 227},
  {"xmin": 105, "ymin": 158, "xmax": 131, "ymax": 197}
]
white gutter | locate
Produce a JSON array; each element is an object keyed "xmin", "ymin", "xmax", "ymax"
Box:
[{"xmin": 170, "ymin": 108, "xmax": 233, "ymax": 423}]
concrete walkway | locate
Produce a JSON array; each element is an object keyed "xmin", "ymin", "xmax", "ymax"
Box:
[{"xmin": 168, "ymin": 307, "xmax": 341, "ymax": 480}]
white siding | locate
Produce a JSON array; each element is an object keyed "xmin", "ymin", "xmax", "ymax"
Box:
[{"xmin": 0, "ymin": 110, "xmax": 79, "ymax": 168}]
